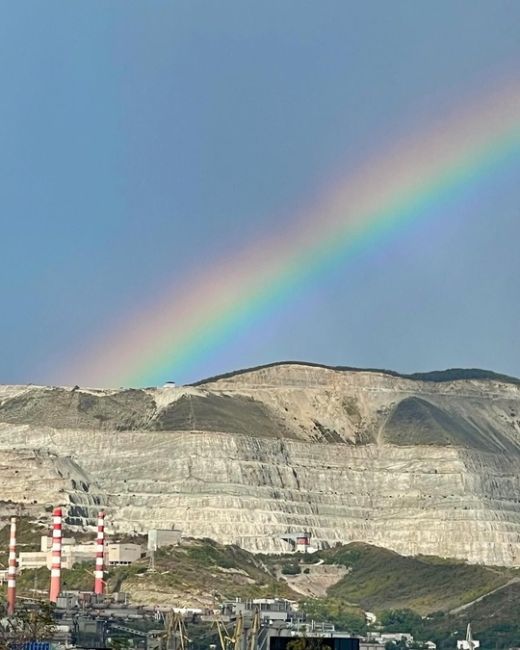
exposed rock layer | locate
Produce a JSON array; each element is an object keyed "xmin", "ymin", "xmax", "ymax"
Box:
[{"xmin": 1, "ymin": 363, "xmax": 519, "ymax": 565}]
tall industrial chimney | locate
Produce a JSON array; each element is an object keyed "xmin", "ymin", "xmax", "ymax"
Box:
[
  {"xmin": 94, "ymin": 511, "xmax": 106, "ymax": 595},
  {"xmin": 7, "ymin": 517, "xmax": 17, "ymax": 615},
  {"xmin": 49, "ymin": 507, "xmax": 63, "ymax": 603}
]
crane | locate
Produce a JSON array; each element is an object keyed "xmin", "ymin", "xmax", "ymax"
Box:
[
  {"xmin": 163, "ymin": 611, "xmax": 189, "ymax": 650},
  {"xmin": 248, "ymin": 608, "xmax": 260, "ymax": 650}
]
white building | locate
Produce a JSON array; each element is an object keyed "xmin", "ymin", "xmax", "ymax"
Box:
[
  {"xmin": 20, "ymin": 547, "xmax": 97, "ymax": 570},
  {"xmin": 41, "ymin": 535, "xmax": 76, "ymax": 551},
  {"xmin": 19, "ymin": 542, "xmax": 143, "ymax": 570},
  {"xmin": 108, "ymin": 543, "xmax": 142, "ymax": 565},
  {"xmin": 148, "ymin": 528, "xmax": 182, "ymax": 551},
  {"xmin": 18, "ymin": 551, "xmax": 48, "ymax": 570}
]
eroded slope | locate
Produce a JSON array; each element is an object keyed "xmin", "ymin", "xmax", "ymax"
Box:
[{"xmin": 1, "ymin": 363, "xmax": 520, "ymax": 565}]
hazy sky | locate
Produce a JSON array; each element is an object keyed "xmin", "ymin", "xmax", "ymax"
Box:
[{"xmin": 1, "ymin": 1, "xmax": 519, "ymax": 386}]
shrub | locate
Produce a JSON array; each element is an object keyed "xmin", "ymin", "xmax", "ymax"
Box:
[{"xmin": 281, "ymin": 563, "xmax": 301, "ymax": 575}]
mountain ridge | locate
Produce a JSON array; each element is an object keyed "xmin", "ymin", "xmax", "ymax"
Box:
[
  {"xmin": 193, "ymin": 361, "xmax": 520, "ymax": 388},
  {"xmin": 0, "ymin": 362, "xmax": 519, "ymax": 565}
]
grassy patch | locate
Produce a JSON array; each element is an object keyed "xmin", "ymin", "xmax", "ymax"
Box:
[
  {"xmin": 115, "ymin": 538, "xmax": 297, "ymax": 602},
  {"xmin": 320, "ymin": 543, "xmax": 511, "ymax": 615},
  {"xmin": 300, "ymin": 598, "xmax": 366, "ymax": 635}
]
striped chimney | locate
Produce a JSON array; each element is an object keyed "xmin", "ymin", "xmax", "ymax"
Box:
[
  {"xmin": 7, "ymin": 517, "xmax": 17, "ymax": 616},
  {"xmin": 94, "ymin": 511, "xmax": 106, "ymax": 595},
  {"xmin": 49, "ymin": 506, "xmax": 63, "ymax": 603}
]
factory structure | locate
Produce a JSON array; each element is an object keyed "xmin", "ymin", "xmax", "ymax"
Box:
[
  {"xmin": 19, "ymin": 535, "xmax": 143, "ymax": 570},
  {"xmin": 279, "ymin": 531, "xmax": 315, "ymax": 553},
  {"xmin": 3, "ymin": 508, "xmax": 116, "ymax": 608},
  {"xmin": 0, "ymin": 508, "xmax": 365, "ymax": 649},
  {"xmin": 16, "ymin": 520, "xmax": 182, "ymax": 572},
  {"xmin": 2, "ymin": 507, "xmax": 183, "ymax": 612},
  {"xmin": 0, "ymin": 512, "xmax": 463, "ymax": 650},
  {"xmin": 215, "ymin": 598, "xmax": 363, "ymax": 650}
]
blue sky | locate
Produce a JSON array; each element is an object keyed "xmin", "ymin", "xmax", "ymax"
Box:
[{"xmin": 1, "ymin": 1, "xmax": 519, "ymax": 385}]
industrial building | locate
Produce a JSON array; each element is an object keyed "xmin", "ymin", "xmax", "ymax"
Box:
[
  {"xmin": 0, "ymin": 514, "xmax": 448, "ymax": 650},
  {"xmin": 217, "ymin": 598, "xmax": 360, "ymax": 650},
  {"xmin": 18, "ymin": 537, "xmax": 143, "ymax": 570},
  {"xmin": 280, "ymin": 531, "xmax": 316, "ymax": 553},
  {"xmin": 17, "ymin": 526, "xmax": 178, "ymax": 572},
  {"xmin": 147, "ymin": 528, "xmax": 183, "ymax": 550},
  {"xmin": 221, "ymin": 598, "xmax": 296, "ymax": 623},
  {"xmin": 108, "ymin": 542, "xmax": 143, "ymax": 565}
]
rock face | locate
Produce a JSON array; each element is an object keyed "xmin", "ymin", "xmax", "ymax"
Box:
[{"xmin": 1, "ymin": 363, "xmax": 520, "ymax": 566}]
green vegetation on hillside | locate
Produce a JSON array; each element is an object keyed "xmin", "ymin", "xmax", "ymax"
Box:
[
  {"xmin": 301, "ymin": 598, "xmax": 367, "ymax": 635},
  {"xmin": 0, "ymin": 517, "xmax": 43, "ymax": 555},
  {"xmin": 0, "ymin": 516, "xmax": 43, "ymax": 573},
  {"xmin": 320, "ymin": 543, "xmax": 511, "ymax": 614},
  {"xmin": 109, "ymin": 538, "xmax": 297, "ymax": 602},
  {"xmin": 420, "ymin": 581, "xmax": 520, "ymax": 649},
  {"xmin": 2, "ymin": 521, "xmax": 519, "ymax": 647}
]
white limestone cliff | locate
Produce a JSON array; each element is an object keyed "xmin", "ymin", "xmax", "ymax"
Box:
[{"xmin": 0, "ymin": 364, "xmax": 519, "ymax": 566}]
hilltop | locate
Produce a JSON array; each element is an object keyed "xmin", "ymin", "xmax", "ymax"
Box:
[
  {"xmin": 194, "ymin": 361, "xmax": 520, "ymax": 388},
  {"xmin": 0, "ymin": 362, "xmax": 520, "ymax": 565}
]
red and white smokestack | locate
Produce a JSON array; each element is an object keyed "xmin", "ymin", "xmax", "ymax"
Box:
[
  {"xmin": 49, "ymin": 506, "xmax": 63, "ymax": 603},
  {"xmin": 94, "ymin": 511, "xmax": 106, "ymax": 595},
  {"xmin": 7, "ymin": 517, "xmax": 17, "ymax": 616}
]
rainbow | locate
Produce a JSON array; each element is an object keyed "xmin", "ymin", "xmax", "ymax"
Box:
[{"xmin": 64, "ymin": 83, "xmax": 520, "ymax": 387}]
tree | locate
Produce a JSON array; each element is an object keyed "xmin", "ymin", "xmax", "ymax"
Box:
[
  {"xmin": 380, "ymin": 610, "xmax": 423, "ymax": 634},
  {"xmin": 281, "ymin": 563, "xmax": 301, "ymax": 575},
  {"xmin": 385, "ymin": 641, "xmax": 409, "ymax": 650},
  {"xmin": 301, "ymin": 598, "xmax": 367, "ymax": 636}
]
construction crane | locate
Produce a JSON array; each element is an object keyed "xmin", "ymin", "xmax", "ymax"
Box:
[
  {"xmin": 233, "ymin": 612, "xmax": 244, "ymax": 650},
  {"xmin": 163, "ymin": 611, "xmax": 189, "ymax": 650},
  {"xmin": 214, "ymin": 617, "xmax": 234, "ymax": 650},
  {"xmin": 248, "ymin": 608, "xmax": 260, "ymax": 650},
  {"xmin": 213, "ymin": 612, "xmax": 243, "ymax": 650}
]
